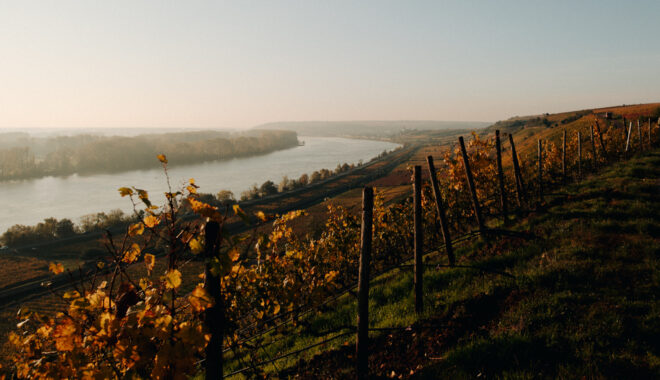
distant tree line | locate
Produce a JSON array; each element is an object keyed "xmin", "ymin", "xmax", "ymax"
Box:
[
  {"xmin": 1, "ymin": 209, "xmax": 137, "ymax": 247},
  {"xmin": 0, "ymin": 130, "xmax": 298, "ymax": 180},
  {"xmin": 237, "ymin": 162, "xmax": 355, "ymax": 201},
  {"xmin": 222, "ymin": 148, "xmax": 393, "ymax": 202}
]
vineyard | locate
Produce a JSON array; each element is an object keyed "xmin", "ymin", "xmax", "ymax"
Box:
[{"xmin": 2, "ymin": 104, "xmax": 660, "ymax": 378}]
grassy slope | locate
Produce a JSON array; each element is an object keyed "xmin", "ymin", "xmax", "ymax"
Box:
[{"xmin": 264, "ymin": 150, "xmax": 660, "ymax": 379}]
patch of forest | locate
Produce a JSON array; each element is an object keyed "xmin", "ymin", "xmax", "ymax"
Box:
[{"xmin": 0, "ymin": 129, "xmax": 298, "ymax": 180}]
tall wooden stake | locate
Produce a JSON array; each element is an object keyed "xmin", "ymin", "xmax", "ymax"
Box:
[
  {"xmin": 426, "ymin": 156, "xmax": 455, "ymax": 266},
  {"xmin": 623, "ymin": 117, "xmax": 627, "ymax": 142},
  {"xmin": 204, "ymin": 221, "xmax": 224, "ymax": 380},
  {"xmin": 594, "ymin": 120, "xmax": 608, "ymax": 161},
  {"xmin": 637, "ymin": 120, "xmax": 643, "ymax": 152},
  {"xmin": 537, "ymin": 139, "xmax": 543, "ymax": 204},
  {"xmin": 590, "ymin": 125, "xmax": 598, "ymax": 170},
  {"xmin": 356, "ymin": 187, "xmax": 374, "ymax": 380},
  {"xmin": 562, "ymin": 129, "xmax": 567, "ymax": 182},
  {"xmin": 649, "ymin": 118, "xmax": 652, "ymax": 147},
  {"xmin": 577, "ymin": 131, "xmax": 582, "ymax": 181},
  {"xmin": 508, "ymin": 133, "xmax": 526, "ymax": 207},
  {"xmin": 413, "ymin": 166, "xmax": 424, "ymax": 314},
  {"xmin": 459, "ymin": 136, "xmax": 485, "ymax": 232},
  {"xmin": 625, "ymin": 122, "xmax": 633, "ymax": 153},
  {"xmin": 495, "ymin": 130, "xmax": 508, "ymax": 223}
]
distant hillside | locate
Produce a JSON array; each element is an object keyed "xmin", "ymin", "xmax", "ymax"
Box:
[
  {"xmin": 254, "ymin": 120, "xmax": 491, "ymax": 138},
  {"xmin": 485, "ymin": 102, "xmax": 660, "ymax": 136}
]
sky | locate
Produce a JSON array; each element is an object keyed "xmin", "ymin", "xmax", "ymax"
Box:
[{"xmin": 0, "ymin": 1, "xmax": 659, "ymax": 129}]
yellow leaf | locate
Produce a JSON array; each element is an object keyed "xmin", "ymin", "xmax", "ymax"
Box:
[
  {"xmin": 122, "ymin": 243, "xmax": 141, "ymax": 263},
  {"xmin": 188, "ymin": 198, "xmax": 220, "ymax": 219},
  {"xmin": 49, "ymin": 262, "xmax": 64, "ymax": 275},
  {"xmin": 118, "ymin": 187, "xmax": 133, "ymax": 197},
  {"xmin": 63, "ymin": 290, "xmax": 80, "ymax": 299},
  {"xmin": 188, "ymin": 286, "xmax": 214, "ymax": 312},
  {"xmin": 53, "ymin": 319, "xmax": 77, "ymax": 351},
  {"xmin": 98, "ymin": 312, "xmax": 113, "ymax": 333},
  {"xmin": 157, "ymin": 154, "xmax": 168, "ymax": 164},
  {"xmin": 163, "ymin": 269, "xmax": 182, "ymax": 289},
  {"xmin": 324, "ymin": 270, "xmax": 339, "ymax": 283},
  {"xmin": 139, "ymin": 278, "xmax": 151, "ymax": 290},
  {"xmin": 128, "ymin": 222, "xmax": 144, "ymax": 236},
  {"xmin": 144, "ymin": 253, "xmax": 155, "ymax": 272},
  {"xmin": 135, "ymin": 189, "xmax": 151, "ymax": 207},
  {"xmin": 143, "ymin": 215, "xmax": 159, "ymax": 228},
  {"xmin": 256, "ymin": 211, "xmax": 268, "ymax": 222},
  {"xmin": 233, "ymin": 204, "xmax": 249, "ymax": 223},
  {"xmin": 189, "ymin": 237, "xmax": 204, "ymax": 255},
  {"xmin": 228, "ymin": 248, "xmax": 240, "ymax": 262},
  {"xmin": 273, "ymin": 302, "xmax": 281, "ymax": 315},
  {"xmin": 154, "ymin": 315, "xmax": 172, "ymax": 330}
]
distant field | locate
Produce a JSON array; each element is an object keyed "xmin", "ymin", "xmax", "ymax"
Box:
[{"xmin": 0, "ymin": 256, "xmax": 49, "ymax": 289}]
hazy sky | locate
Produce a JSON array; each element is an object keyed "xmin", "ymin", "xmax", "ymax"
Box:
[{"xmin": 1, "ymin": 1, "xmax": 659, "ymax": 129}]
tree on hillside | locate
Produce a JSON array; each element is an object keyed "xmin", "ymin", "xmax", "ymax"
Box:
[
  {"xmin": 216, "ymin": 190, "xmax": 236, "ymax": 205},
  {"xmin": 259, "ymin": 180, "xmax": 278, "ymax": 197},
  {"xmin": 55, "ymin": 219, "xmax": 76, "ymax": 238},
  {"xmin": 298, "ymin": 173, "xmax": 309, "ymax": 186}
]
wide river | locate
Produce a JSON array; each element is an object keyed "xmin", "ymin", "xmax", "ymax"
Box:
[{"xmin": 0, "ymin": 137, "xmax": 400, "ymax": 233}]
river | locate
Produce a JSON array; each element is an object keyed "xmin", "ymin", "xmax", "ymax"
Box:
[{"xmin": 0, "ymin": 137, "xmax": 400, "ymax": 233}]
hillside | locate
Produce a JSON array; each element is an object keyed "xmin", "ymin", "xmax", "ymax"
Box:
[
  {"xmin": 223, "ymin": 102, "xmax": 660, "ymax": 378},
  {"xmin": 485, "ymin": 103, "xmax": 660, "ymax": 136},
  {"xmin": 255, "ymin": 120, "xmax": 491, "ymax": 138},
  {"xmin": 268, "ymin": 149, "xmax": 660, "ymax": 379}
]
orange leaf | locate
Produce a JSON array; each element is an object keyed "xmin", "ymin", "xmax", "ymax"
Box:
[
  {"xmin": 49, "ymin": 262, "xmax": 64, "ymax": 275},
  {"xmin": 143, "ymin": 215, "xmax": 159, "ymax": 228}
]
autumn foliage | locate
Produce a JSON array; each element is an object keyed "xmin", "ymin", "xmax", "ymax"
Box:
[{"xmin": 7, "ymin": 116, "xmax": 658, "ymax": 378}]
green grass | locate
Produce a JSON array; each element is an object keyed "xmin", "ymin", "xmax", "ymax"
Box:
[{"xmin": 223, "ymin": 150, "xmax": 660, "ymax": 379}]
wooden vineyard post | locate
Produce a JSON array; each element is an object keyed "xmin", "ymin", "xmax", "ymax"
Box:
[
  {"xmin": 356, "ymin": 187, "xmax": 374, "ymax": 380},
  {"xmin": 562, "ymin": 129, "xmax": 567, "ymax": 183},
  {"xmin": 495, "ymin": 130, "xmax": 508, "ymax": 223},
  {"xmin": 508, "ymin": 134, "xmax": 526, "ymax": 207},
  {"xmin": 537, "ymin": 140, "xmax": 543, "ymax": 205},
  {"xmin": 203, "ymin": 221, "xmax": 224, "ymax": 380},
  {"xmin": 426, "ymin": 156, "xmax": 455, "ymax": 266},
  {"xmin": 625, "ymin": 122, "xmax": 633, "ymax": 154},
  {"xmin": 622, "ymin": 117, "xmax": 627, "ymax": 143},
  {"xmin": 637, "ymin": 120, "xmax": 643, "ymax": 152},
  {"xmin": 577, "ymin": 131, "xmax": 582, "ymax": 181},
  {"xmin": 413, "ymin": 166, "xmax": 424, "ymax": 314},
  {"xmin": 590, "ymin": 125, "xmax": 598, "ymax": 170},
  {"xmin": 458, "ymin": 137, "xmax": 485, "ymax": 232},
  {"xmin": 594, "ymin": 121, "xmax": 608, "ymax": 161},
  {"xmin": 649, "ymin": 119, "xmax": 652, "ymax": 147}
]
